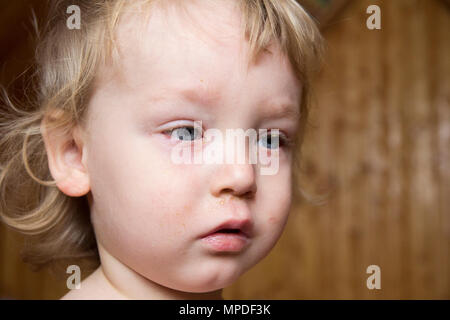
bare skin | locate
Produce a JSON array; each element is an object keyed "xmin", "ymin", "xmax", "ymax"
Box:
[{"xmin": 43, "ymin": 0, "xmax": 302, "ymax": 299}]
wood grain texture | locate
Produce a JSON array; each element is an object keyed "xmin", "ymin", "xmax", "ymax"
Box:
[{"xmin": 1, "ymin": 0, "xmax": 449, "ymax": 299}]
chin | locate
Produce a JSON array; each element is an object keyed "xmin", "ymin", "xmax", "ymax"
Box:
[{"xmin": 170, "ymin": 264, "xmax": 246, "ymax": 293}]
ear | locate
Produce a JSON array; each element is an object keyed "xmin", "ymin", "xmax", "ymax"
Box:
[{"xmin": 40, "ymin": 112, "xmax": 90, "ymax": 197}]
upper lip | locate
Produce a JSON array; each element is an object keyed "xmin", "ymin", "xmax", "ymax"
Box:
[{"xmin": 201, "ymin": 219, "xmax": 253, "ymax": 238}]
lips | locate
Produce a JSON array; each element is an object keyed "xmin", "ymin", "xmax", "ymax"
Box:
[
  {"xmin": 200, "ymin": 219, "xmax": 253, "ymax": 252},
  {"xmin": 201, "ymin": 219, "xmax": 253, "ymax": 238}
]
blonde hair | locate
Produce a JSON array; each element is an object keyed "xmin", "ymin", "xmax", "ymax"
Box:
[{"xmin": 0, "ymin": 0, "xmax": 324, "ymax": 272}]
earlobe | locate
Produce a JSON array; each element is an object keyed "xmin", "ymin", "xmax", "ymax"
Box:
[
  {"xmin": 56, "ymin": 168, "xmax": 90, "ymax": 197},
  {"xmin": 40, "ymin": 116, "xmax": 90, "ymax": 197}
]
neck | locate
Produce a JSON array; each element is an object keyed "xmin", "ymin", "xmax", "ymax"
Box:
[{"xmin": 92, "ymin": 243, "xmax": 224, "ymax": 300}]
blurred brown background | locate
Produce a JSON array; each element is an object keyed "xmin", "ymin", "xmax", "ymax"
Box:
[{"xmin": 1, "ymin": 0, "xmax": 449, "ymax": 299}]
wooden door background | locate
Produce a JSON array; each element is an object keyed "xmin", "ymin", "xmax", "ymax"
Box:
[{"xmin": 1, "ymin": 0, "xmax": 449, "ymax": 299}]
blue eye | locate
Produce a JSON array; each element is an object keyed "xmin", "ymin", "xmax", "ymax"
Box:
[
  {"xmin": 164, "ymin": 126, "xmax": 202, "ymax": 141},
  {"xmin": 259, "ymin": 131, "xmax": 290, "ymax": 150}
]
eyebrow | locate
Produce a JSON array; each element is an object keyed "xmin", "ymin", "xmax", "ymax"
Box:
[
  {"xmin": 168, "ymin": 84, "xmax": 300, "ymax": 121},
  {"xmin": 258, "ymin": 102, "xmax": 300, "ymax": 122},
  {"xmin": 178, "ymin": 83, "xmax": 223, "ymax": 106}
]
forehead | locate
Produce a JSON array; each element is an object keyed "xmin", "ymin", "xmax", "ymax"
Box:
[{"xmin": 99, "ymin": 0, "xmax": 301, "ymax": 107}]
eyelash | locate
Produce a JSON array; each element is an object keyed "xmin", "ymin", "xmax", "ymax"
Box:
[{"xmin": 162, "ymin": 125, "xmax": 294, "ymax": 149}]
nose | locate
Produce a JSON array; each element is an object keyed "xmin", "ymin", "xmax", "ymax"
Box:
[
  {"xmin": 210, "ymin": 162, "xmax": 257, "ymax": 199},
  {"xmin": 209, "ymin": 131, "xmax": 258, "ymax": 199}
]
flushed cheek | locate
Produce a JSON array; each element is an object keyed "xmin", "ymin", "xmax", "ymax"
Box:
[
  {"xmin": 259, "ymin": 204, "xmax": 290, "ymax": 239},
  {"xmin": 267, "ymin": 214, "xmax": 282, "ymax": 226},
  {"xmin": 90, "ymin": 166, "xmax": 200, "ymax": 257},
  {"xmin": 94, "ymin": 202, "xmax": 192, "ymax": 267},
  {"xmin": 154, "ymin": 209, "xmax": 193, "ymax": 241},
  {"xmin": 100, "ymin": 163, "xmax": 203, "ymax": 250},
  {"xmin": 255, "ymin": 180, "xmax": 292, "ymax": 241}
]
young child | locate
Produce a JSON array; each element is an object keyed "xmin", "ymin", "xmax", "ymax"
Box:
[{"xmin": 0, "ymin": 0, "xmax": 323, "ymax": 299}]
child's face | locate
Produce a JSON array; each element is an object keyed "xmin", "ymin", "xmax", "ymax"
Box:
[{"xmin": 82, "ymin": 1, "xmax": 301, "ymax": 293}]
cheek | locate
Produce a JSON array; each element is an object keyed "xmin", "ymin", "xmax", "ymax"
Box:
[
  {"xmin": 258, "ymin": 167, "xmax": 293, "ymax": 240},
  {"xmin": 265, "ymin": 191, "xmax": 291, "ymax": 234},
  {"xmin": 267, "ymin": 214, "xmax": 283, "ymax": 226},
  {"xmin": 86, "ymin": 130, "xmax": 202, "ymax": 254}
]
